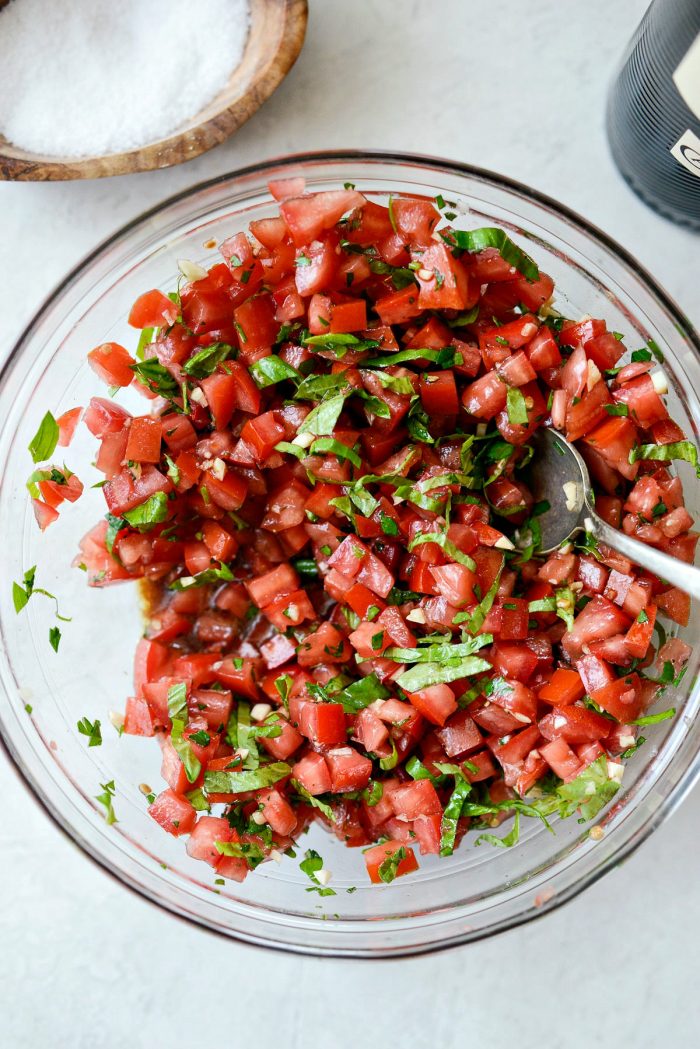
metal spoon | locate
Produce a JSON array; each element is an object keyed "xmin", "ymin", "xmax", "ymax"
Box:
[{"xmin": 526, "ymin": 427, "xmax": 700, "ymax": 599}]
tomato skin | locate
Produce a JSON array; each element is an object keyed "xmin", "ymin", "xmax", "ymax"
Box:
[
  {"xmin": 123, "ymin": 694, "xmax": 155, "ymax": 736},
  {"xmin": 54, "ymin": 407, "xmax": 81, "ymax": 448},
  {"xmin": 125, "ymin": 416, "xmax": 162, "ymax": 463},
  {"xmin": 407, "ymin": 684, "xmax": 458, "ymax": 727},
  {"xmin": 538, "ymin": 668, "xmax": 585, "ymax": 707},
  {"xmin": 205, "ymin": 470, "xmax": 248, "ymax": 511},
  {"xmin": 374, "ymin": 285, "xmax": 423, "ymax": 325},
  {"xmin": 129, "ymin": 289, "xmax": 178, "ymax": 328},
  {"xmin": 435, "ymin": 710, "xmax": 483, "ymax": 757},
  {"xmin": 280, "ymin": 189, "xmax": 364, "ymax": 246},
  {"xmin": 149, "ymin": 789, "xmax": 197, "ymax": 836},
  {"xmin": 234, "ymin": 293, "xmax": 278, "ymax": 351},
  {"xmin": 88, "ymin": 342, "xmax": 135, "ymax": 387},
  {"xmin": 414, "ymin": 243, "xmax": 477, "ymax": 311},
  {"xmin": 462, "ymin": 370, "xmax": 507, "ymax": 419},
  {"xmin": 420, "ymin": 371, "xmax": 459, "ymax": 416},
  {"xmin": 539, "ymin": 705, "xmax": 611, "ymax": 743},
  {"xmin": 84, "ymin": 397, "xmax": 132, "ymax": 438},
  {"xmin": 292, "ymin": 752, "xmax": 332, "ymax": 795},
  {"xmin": 241, "ymin": 411, "xmax": 286, "ymax": 461},
  {"xmin": 330, "ymin": 299, "xmax": 367, "ymax": 333},
  {"xmin": 104, "ymin": 464, "xmax": 172, "ymax": 517},
  {"xmin": 391, "ymin": 197, "xmax": 439, "ymax": 246},
  {"xmin": 325, "ymin": 748, "xmax": 373, "ymax": 792},
  {"xmin": 539, "ymin": 738, "xmax": 583, "ymax": 782},
  {"xmin": 294, "ymin": 238, "xmax": 338, "ymax": 297},
  {"xmin": 584, "ymin": 416, "xmax": 639, "ymax": 481},
  {"xmin": 297, "ymin": 622, "xmax": 351, "ymax": 667},
  {"xmin": 590, "ymin": 673, "xmax": 643, "ymax": 721}
]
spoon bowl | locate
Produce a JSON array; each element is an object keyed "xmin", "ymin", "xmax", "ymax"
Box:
[{"xmin": 527, "ymin": 427, "xmax": 700, "ymax": 600}]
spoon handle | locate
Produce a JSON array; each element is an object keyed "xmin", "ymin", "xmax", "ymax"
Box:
[{"xmin": 586, "ymin": 510, "xmax": 700, "ymax": 601}]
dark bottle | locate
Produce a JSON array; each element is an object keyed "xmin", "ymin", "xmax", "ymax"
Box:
[{"xmin": 607, "ymin": 0, "xmax": 700, "ymax": 230}]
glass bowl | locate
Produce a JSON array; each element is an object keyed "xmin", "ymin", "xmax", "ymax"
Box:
[{"xmin": 1, "ymin": 152, "xmax": 699, "ymax": 958}]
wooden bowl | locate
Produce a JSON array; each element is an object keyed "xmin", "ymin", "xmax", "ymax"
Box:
[{"xmin": 0, "ymin": 0, "xmax": 307, "ymax": 181}]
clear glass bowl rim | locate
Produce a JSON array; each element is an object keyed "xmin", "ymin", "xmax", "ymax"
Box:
[{"xmin": 1, "ymin": 148, "xmax": 699, "ymax": 958}]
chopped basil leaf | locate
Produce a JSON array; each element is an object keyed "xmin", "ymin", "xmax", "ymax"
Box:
[
  {"xmin": 379, "ymin": 736, "xmax": 400, "ymax": 771},
  {"xmin": 408, "ymin": 530, "xmax": 477, "ymax": 572},
  {"xmin": 335, "ymin": 672, "xmax": 389, "ymax": 713},
  {"xmin": 131, "ymin": 358, "xmax": 179, "ymax": 398},
  {"xmin": 204, "ymin": 762, "xmax": 291, "ymax": 795},
  {"xmin": 630, "ymin": 707, "xmax": 675, "ymax": 726},
  {"xmin": 249, "ymin": 355, "xmax": 301, "ymax": 388},
  {"xmin": 534, "ymin": 755, "xmax": 620, "ymax": 821},
  {"xmin": 434, "ymin": 763, "xmax": 472, "ymax": 855},
  {"xmin": 48, "ymin": 626, "xmax": 61, "ymax": 652},
  {"xmin": 12, "ymin": 565, "xmax": 71, "ymax": 623},
  {"xmin": 365, "ymin": 370, "xmax": 414, "ymax": 395},
  {"xmin": 189, "ymin": 729, "xmax": 211, "ymax": 746},
  {"xmin": 77, "ymin": 716, "xmax": 102, "ymax": 746},
  {"xmin": 396, "ymin": 654, "xmax": 491, "ymax": 693},
  {"xmin": 95, "ymin": 780, "xmax": 118, "ymax": 824},
  {"xmin": 169, "ymin": 562, "xmax": 234, "ymax": 589},
  {"xmin": 167, "ymin": 681, "xmax": 188, "ymax": 722},
  {"xmin": 297, "ymin": 394, "xmax": 346, "ymax": 437},
  {"xmin": 292, "ymin": 782, "xmax": 335, "ymax": 821},
  {"xmin": 363, "ymin": 346, "xmax": 462, "ymax": 368},
  {"xmin": 378, "ymin": 845, "xmax": 407, "ymax": 883},
  {"xmin": 215, "ymin": 840, "xmax": 266, "ymax": 868},
  {"xmin": 604, "ymin": 403, "xmax": 629, "ymax": 416},
  {"xmin": 475, "ymin": 811, "xmax": 522, "ymax": 848},
  {"xmin": 303, "ymin": 332, "xmax": 380, "ymax": 355},
  {"xmin": 505, "ymin": 387, "xmax": 528, "ymax": 426},
  {"xmin": 28, "ymin": 411, "xmax": 60, "ymax": 464},
  {"xmin": 123, "ymin": 491, "xmax": 170, "ymax": 530},
  {"xmin": 441, "ymin": 227, "xmax": 539, "ymax": 281},
  {"xmin": 629, "ymin": 440, "xmax": 700, "ymax": 477},
  {"xmin": 185, "ymin": 787, "xmax": 211, "ymax": 811},
  {"xmin": 300, "ymin": 848, "xmax": 336, "ymax": 895},
  {"xmin": 445, "ymin": 305, "xmax": 480, "ymax": 328},
  {"xmin": 379, "ymin": 512, "xmax": 399, "ymax": 536},
  {"xmin": 309, "ymin": 437, "xmax": 361, "ymax": 468},
  {"xmin": 182, "ymin": 342, "xmax": 235, "ymax": 378}
]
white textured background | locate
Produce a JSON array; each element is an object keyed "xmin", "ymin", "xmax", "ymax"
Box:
[{"xmin": 1, "ymin": 1, "xmax": 699, "ymax": 1046}]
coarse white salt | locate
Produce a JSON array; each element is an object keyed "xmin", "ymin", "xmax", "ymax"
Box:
[{"xmin": 0, "ymin": 0, "xmax": 250, "ymax": 157}]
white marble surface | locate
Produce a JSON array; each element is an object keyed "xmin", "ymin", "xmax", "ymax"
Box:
[{"xmin": 1, "ymin": 1, "xmax": 699, "ymax": 1046}]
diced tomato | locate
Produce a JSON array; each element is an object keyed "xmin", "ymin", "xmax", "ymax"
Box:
[
  {"xmin": 292, "ymin": 752, "xmax": 332, "ymax": 795},
  {"xmin": 539, "ymin": 738, "xmax": 583, "ymax": 782},
  {"xmin": 539, "ymin": 704, "xmax": 611, "ymax": 743},
  {"xmin": 330, "ymin": 299, "xmax": 367, "ymax": 333},
  {"xmin": 88, "ymin": 342, "xmax": 135, "ymax": 387},
  {"xmin": 186, "ymin": 816, "xmax": 232, "ymax": 866},
  {"xmin": 325, "ymin": 748, "xmax": 373, "ymax": 792},
  {"xmin": 420, "ymin": 371, "xmax": 459, "ymax": 416},
  {"xmin": 364, "ymin": 841, "xmax": 419, "ymax": 884},
  {"xmin": 590, "ymin": 673, "xmax": 643, "ymax": 721},
  {"xmin": 407, "ymin": 684, "xmax": 458, "ymax": 727},
  {"xmin": 125, "ymin": 416, "xmax": 162, "ymax": 463},
  {"xmin": 538, "ymin": 668, "xmax": 585, "ymax": 707},
  {"xmin": 149, "ymin": 790, "xmax": 197, "ymax": 837},
  {"xmin": 123, "ymin": 695, "xmax": 154, "ymax": 736},
  {"xmin": 280, "ymin": 189, "xmax": 364, "ymax": 246},
  {"xmin": 129, "ymin": 289, "xmax": 178, "ymax": 328}
]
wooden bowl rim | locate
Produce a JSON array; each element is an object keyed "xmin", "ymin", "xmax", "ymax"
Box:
[{"xmin": 0, "ymin": 0, "xmax": 308, "ymax": 181}]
